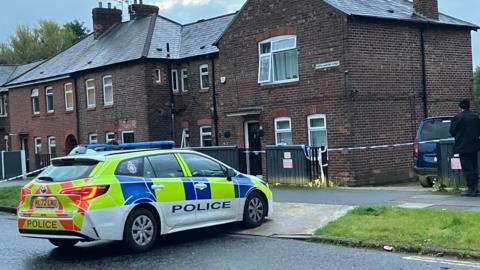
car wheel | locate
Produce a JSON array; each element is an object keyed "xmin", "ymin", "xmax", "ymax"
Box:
[
  {"xmin": 48, "ymin": 239, "xmax": 79, "ymax": 248},
  {"xmin": 419, "ymin": 176, "xmax": 434, "ymax": 188},
  {"xmin": 123, "ymin": 208, "xmax": 158, "ymax": 253},
  {"xmin": 242, "ymin": 192, "xmax": 267, "ymax": 228}
]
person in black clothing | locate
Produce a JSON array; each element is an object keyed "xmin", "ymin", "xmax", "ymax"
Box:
[{"xmin": 450, "ymin": 99, "xmax": 480, "ymax": 197}]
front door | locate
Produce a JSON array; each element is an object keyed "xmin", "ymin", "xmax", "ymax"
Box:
[
  {"xmin": 21, "ymin": 137, "xmax": 30, "ymax": 172},
  {"xmin": 245, "ymin": 122, "xmax": 262, "ymax": 176}
]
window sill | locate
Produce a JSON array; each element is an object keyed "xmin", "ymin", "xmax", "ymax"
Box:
[
  {"xmin": 32, "ymin": 114, "xmax": 40, "ymax": 118},
  {"xmin": 104, "ymin": 104, "xmax": 114, "ymax": 109},
  {"xmin": 65, "ymin": 109, "xmax": 74, "ymax": 114},
  {"xmin": 46, "ymin": 112, "xmax": 55, "ymax": 116},
  {"xmin": 87, "ymin": 107, "xmax": 96, "ymax": 111},
  {"xmin": 199, "ymin": 89, "xmax": 209, "ymax": 94},
  {"xmin": 0, "ymin": 115, "xmax": 8, "ymax": 118},
  {"xmin": 260, "ymin": 79, "xmax": 300, "ymax": 90}
]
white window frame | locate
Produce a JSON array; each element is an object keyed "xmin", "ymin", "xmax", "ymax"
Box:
[
  {"xmin": 199, "ymin": 64, "xmax": 209, "ymax": 90},
  {"xmin": 307, "ymin": 114, "xmax": 328, "ymax": 147},
  {"xmin": 274, "ymin": 117, "xmax": 293, "ymax": 146},
  {"xmin": 181, "ymin": 128, "xmax": 190, "ymax": 148},
  {"xmin": 64, "ymin": 83, "xmax": 74, "ymax": 111},
  {"xmin": 32, "ymin": 89, "xmax": 40, "ymax": 115},
  {"xmin": 86, "ymin": 79, "xmax": 96, "ymax": 108},
  {"xmin": 200, "ymin": 126, "xmax": 212, "ymax": 147},
  {"xmin": 155, "ymin": 69, "xmax": 162, "ymax": 83},
  {"xmin": 171, "ymin": 69, "xmax": 179, "ymax": 93},
  {"xmin": 105, "ymin": 132, "xmax": 115, "ymax": 144},
  {"xmin": 48, "ymin": 136, "xmax": 56, "ymax": 155},
  {"xmin": 45, "ymin": 87, "xmax": 54, "ymax": 113},
  {"xmin": 34, "ymin": 137, "xmax": 42, "ymax": 154},
  {"xmin": 122, "ymin": 130, "xmax": 135, "ymax": 144},
  {"xmin": 181, "ymin": 68, "xmax": 188, "ymax": 92},
  {"xmin": 89, "ymin": 133, "xmax": 98, "ymax": 144},
  {"xmin": 258, "ymin": 35, "xmax": 299, "ymax": 84},
  {"xmin": 0, "ymin": 94, "xmax": 7, "ymax": 117},
  {"xmin": 103, "ymin": 75, "xmax": 114, "ymax": 106}
]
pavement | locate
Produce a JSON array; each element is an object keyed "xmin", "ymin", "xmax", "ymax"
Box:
[{"xmin": 1, "ymin": 212, "xmax": 479, "ymax": 270}]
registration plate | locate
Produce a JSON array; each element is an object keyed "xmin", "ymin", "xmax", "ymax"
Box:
[{"xmin": 33, "ymin": 196, "xmax": 60, "ymax": 209}]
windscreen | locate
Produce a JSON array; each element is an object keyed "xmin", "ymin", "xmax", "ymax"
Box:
[
  {"xmin": 421, "ymin": 119, "xmax": 452, "ymax": 141},
  {"xmin": 37, "ymin": 159, "xmax": 99, "ymax": 182}
]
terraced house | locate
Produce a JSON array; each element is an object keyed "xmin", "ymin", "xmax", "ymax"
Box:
[{"xmin": 1, "ymin": 0, "xmax": 478, "ymax": 185}]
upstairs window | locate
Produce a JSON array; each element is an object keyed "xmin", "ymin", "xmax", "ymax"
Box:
[
  {"xmin": 200, "ymin": 64, "xmax": 209, "ymax": 90},
  {"xmin": 275, "ymin": 117, "xmax": 293, "ymax": 146},
  {"xmin": 64, "ymin": 83, "xmax": 74, "ymax": 111},
  {"xmin": 155, "ymin": 69, "xmax": 161, "ymax": 83},
  {"xmin": 103, "ymin": 75, "xmax": 113, "ymax": 106},
  {"xmin": 32, "ymin": 89, "xmax": 40, "ymax": 114},
  {"xmin": 0, "ymin": 94, "xmax": 7, "ymax": 117},
  {"xmin": 258, "ymin": 35, "xmax": 299, "ymax": 84},
  {"xmin": 86, "ymin": 79, "xmax": 96, "ymax": 108},
  {"xmin": 89, "ymin": 133, "xmax": 98, "ymax": 144},
  {"xmin": 200, "ymin": 126, "xmax": 212, "ymax": 147},
  {"xmin": 171, "ymin": 70, "xmax": 179, "ymax": 93},
  {"xmin": 122, "ymin": 131, "xmax": 135, "ymax": 144},
  {"xmin": 46, "ymin": 87, "xmax": 54, "ymax": 113},
  {"xmin": 181, "ymin": 68, "xmax": 189, "ymax": 92},
  {"xmin": 308, "ymin": 114, "xmax": 328, "ymax": 148}
]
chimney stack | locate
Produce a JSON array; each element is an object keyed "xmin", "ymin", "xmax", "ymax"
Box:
[
  {"xmin": 92, "ymin": 2, "xmax": 122, "ymax": 39},
  {"xmin": 413, "ymin": 0, "xmax": 439, "ymax": 20},
  {"xmin": 128, "ymin": 2, "xmax": 159, "ymax": 20}
]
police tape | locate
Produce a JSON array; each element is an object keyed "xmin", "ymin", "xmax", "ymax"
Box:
[
  {"xmin": 327, "ymin": 139, "xmax": 443, "ymax": 152},
  {"xmin": 0, "ymin": 167, "xmax": 47, "ymax": 184}
]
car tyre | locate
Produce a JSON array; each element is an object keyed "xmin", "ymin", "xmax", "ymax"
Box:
[
  {"xmin": 123, "ymin": 208, "xmax": 158, "ymax": 253},
  {"xmin": 242, "ymin": 192, "xmax": 267, "ymax": 228},
  {"xmin": 418, "ymin": 176, "xmax": 434, "ymax": 188},
  {"xmin": 48, "ymin": 239, "xmax": 79, "ymax": 248}
]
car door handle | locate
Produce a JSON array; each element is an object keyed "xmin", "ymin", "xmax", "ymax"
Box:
[
  {"xmin": 194, "ymin": 183, "xmax": 208, "ymax": 190},
  {"xmin": 151, "ymin": 184, "xmax": 165, "ymax": 190}
]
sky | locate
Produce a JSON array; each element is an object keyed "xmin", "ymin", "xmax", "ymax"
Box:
[{"xmin": 0, "ymin": 0, "xmax": 478, "ymax": 67}]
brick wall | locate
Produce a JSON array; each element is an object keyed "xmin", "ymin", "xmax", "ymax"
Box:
[
  {"xmin": 9, "ymin": 79, "xmax": 77, "ymax": 170},
  {"xmin": 75, "ymin": 62, "xmax": 151, "ymax": 145}
]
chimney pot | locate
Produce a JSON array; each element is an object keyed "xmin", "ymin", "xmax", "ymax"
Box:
[
  {"xmin": 413, "ymin": 0, "xmax": 439, "ymax": 20},
  {"xmin": 99, "ymin": 2, "xmax": 102, "ymax": 8},
  {"xmin": 107, "ymin": 2, "xmax": 111, "ymax": 8}
]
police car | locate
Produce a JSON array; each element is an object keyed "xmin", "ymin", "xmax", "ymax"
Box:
[{"xmin": 18, "ymin": 142, "xmax": 272, "ymax": 252}]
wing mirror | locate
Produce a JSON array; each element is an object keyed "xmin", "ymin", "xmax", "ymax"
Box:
[{"xmin": 226, "ymin": 168, "xmax": 237, "ymax": 181}]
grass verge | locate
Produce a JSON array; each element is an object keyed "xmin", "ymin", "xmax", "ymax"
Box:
[
  {"xmin": 316, "ymin": 206, "xmax": 480, "ymax": 253},
  {"xmin": 0, "ymin": 186, "xmax": 21, "ymax": 208}
]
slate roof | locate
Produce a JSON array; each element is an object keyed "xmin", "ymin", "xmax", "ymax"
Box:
[
  {"xmin": 323, "ymin": 0, "xmax": 479, "ymax": 28},
  {"xmin": 0, "ymin": 60, "xmax": 44, "ymax": 92},
  {"xmin": 7, "ymin": 13, "xmax": 236, "ymax": 87},
  {"xmin": 4, "ymin": 0, "xmax": 478, "ymax": 87}
]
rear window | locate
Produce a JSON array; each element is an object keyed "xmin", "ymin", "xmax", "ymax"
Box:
[
  {"xmin": 421, "ymin": 119, "xmax": 452, "ymax": 141},
  {"xmin": 37, "ymin": 159, "xmax": 99, "ymax": 182}
]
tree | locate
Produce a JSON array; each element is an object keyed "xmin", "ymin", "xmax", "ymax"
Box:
[
  {"xmin": 0, "ymin": 20, "xmax": 89, "ymax": 65},
  {"xmin": 475, "ymin": 66, "xmax": 480, "ymax": 110},
  {"xmin": 64, "ymin": 20, "xmax": 89, "ymax": 41}
]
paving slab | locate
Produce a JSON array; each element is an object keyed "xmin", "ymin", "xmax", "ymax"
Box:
[
  {"xmin": 236, "ymin": 202, "xmax": 354, "ymax": 237},
  {"xmin": 398, "ymin": 203, "xmax": 435, "ymax": 209}
]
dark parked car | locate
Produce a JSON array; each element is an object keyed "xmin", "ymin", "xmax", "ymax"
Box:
[{"xmin": 414, "ymin": 117, "xmax": 453, "ymax": 187}]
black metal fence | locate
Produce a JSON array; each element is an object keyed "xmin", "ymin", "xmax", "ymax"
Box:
[
  {"xmin": 190, "ymin": 146, "xmax": 247, "ymax": 174},
  {"xmin": 0, "ymin": 151, "xmax": 27, "ymax": 180},
  {"xmin": 35, "ymin": 154, "xmax": 57, "ymax": 170}
]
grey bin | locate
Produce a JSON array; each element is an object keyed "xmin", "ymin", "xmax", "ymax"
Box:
[
  {"xmin": 266, "ymin": 145, "xmax": 310, "ymax": 185},
  {"xmin": 436, "ymin": 140, "xmax": 480, "ymax": 189}
]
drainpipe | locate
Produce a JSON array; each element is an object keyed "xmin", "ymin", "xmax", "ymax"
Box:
[
  {"xmin": 166, "ymin": 43, "xmax": 176, "ymax": 141},
  {"xmin": 420, "ymin": 26, "xmax": 429, "ymax": 118},
  {"xmin": 73, "ymin": 76, "xmax": 81, "ymax": 143},
  {"xmin": 211, "ymin": 56, "xmax": 219, "ymax": 146}
]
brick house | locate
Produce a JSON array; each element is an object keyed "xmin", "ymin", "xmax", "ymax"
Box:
[{"xmin": 2, "ymin": 0, "xmax": 478, "ymax": 184}]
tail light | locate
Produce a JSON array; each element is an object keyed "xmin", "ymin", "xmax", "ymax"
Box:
[
  {"xmin": 20, "ymin": 188, "xmax": 30, "ymax": 202},
  {"xmin": 414, "ymin": 136, "xmax": 419, "ymax": 160},
  {"xmin": 61, "ymin": 185, "xmax": 110, "ymax": 201}
]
